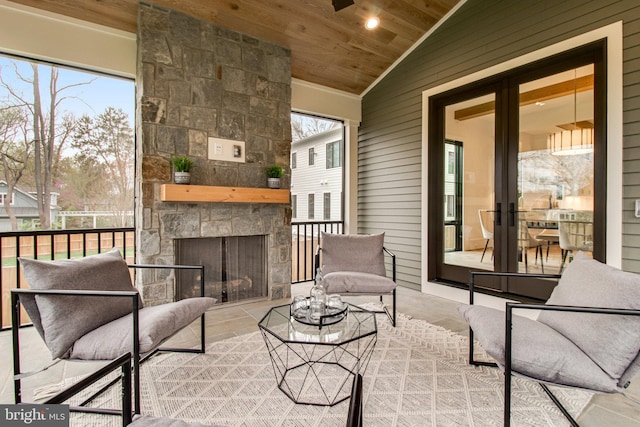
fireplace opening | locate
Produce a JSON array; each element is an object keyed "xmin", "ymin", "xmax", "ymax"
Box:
[{"xmin": 175, "ymin": 235, "xmax": 268, "ymax": 303}]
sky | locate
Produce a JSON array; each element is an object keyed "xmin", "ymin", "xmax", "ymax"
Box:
[{"xmin": 0, "ymin": 55, "xmax": 135, "ymax": 125}]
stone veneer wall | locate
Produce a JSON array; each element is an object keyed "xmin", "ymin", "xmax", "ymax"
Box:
[{"xmin": 136, "ymin": 3, "xmax": 292, "ymax": 305}]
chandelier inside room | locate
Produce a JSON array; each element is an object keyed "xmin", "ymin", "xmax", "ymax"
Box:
[{"xmin": 547, "ymin": 70, "xmax": 594, "ymax": 156}]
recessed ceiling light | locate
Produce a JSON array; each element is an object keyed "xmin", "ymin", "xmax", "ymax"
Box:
[
  {"xmin": 365, "ymin": 17, "xmax": 380, "ymax": 30},
  {"xmin": 535, "ymin": 101, "xmax": 545, "ymax": 106}
]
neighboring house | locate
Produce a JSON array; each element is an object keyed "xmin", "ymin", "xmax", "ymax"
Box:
[
  {"xmin": 0, "ymin": 182, "xmax": 60, "ymax": 231},
  {"xmin": 291, "ymin": 127, "xmax": 344, "ymax": 222}
]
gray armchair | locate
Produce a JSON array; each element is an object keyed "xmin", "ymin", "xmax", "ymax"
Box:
[
  {"xmin": 315, "ymin": 232, "xmax": 396, "ymax": 326},
  {"xmin": 11, "ymin": 248, "xmax": 216, "ymax": 414},
  {"xmin": 458, "ymin": 252, "xmax": 640, "ymax": 426}
]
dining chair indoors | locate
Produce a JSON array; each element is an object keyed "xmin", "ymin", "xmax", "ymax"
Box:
[{"xmin": 478, "ymin": 209, "xmax": 494, "ymax": 263}]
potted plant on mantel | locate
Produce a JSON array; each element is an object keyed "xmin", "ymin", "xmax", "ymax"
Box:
[
  {"xmin": 266, "ymin": 164, "xmax": 284, "ymax": 189},
  {"xmin": 172, "ymin": 156, "xmax": 193, "ymax": 185}
]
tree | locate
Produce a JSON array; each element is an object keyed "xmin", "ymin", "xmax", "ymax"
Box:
[
  {"xmin": 72, "ymin": 107, "xmax": 134, "ymax": 227},
  {"xmin": 56, "ymin": 155, "xmax": 109, "ymax": 210},
  {"xmin": 0, "ymin": 106, "xmax": 31, "ymax": 230},
  {"xmin": 0, "ymin": 61, "xmax": 93, "ymax": 229},
  {"xmin": 291, "ymin": 113, "xmax": 340, "ymax": 141}
]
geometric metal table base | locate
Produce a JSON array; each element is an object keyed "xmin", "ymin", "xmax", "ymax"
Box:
[{"xmin": 259, "ymin": 304, "xmax": 377, "ymax": 406}]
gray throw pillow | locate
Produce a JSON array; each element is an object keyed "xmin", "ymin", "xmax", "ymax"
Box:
[
  {"xmin": 19, "ymin": 248, "xmax": 141, "ymax": 359},
  {"xmin": 537, "ymin": 251, "xmax": 640, "ymax": 383},
  {"xmin": 320, "ymin": 232, "xmax": 386, "ymax": 276}
]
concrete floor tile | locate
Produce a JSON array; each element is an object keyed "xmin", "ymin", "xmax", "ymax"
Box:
[{"xmin": 577, "ymin": 403, "xmax": 640, "ymax": 427}]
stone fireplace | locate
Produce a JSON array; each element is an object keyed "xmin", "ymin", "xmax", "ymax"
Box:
[{"xmin": 135, "ymin": 3, "xmax": 292, "ymax": 305}]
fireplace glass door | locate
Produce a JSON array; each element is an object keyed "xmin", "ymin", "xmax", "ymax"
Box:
[{"xmin": 175, "ymin": 236, "xmax": 268, "ymax": 303}]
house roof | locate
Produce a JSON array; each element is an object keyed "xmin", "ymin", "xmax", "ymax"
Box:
[{"xmin": 6, "ymin": 0, "xmax": 462, "ymax": 95}]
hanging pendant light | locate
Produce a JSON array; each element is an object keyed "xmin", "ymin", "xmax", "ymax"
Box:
[{"xmin": 548, "ymin": 70, "xmax": 594, "ymax": 156}]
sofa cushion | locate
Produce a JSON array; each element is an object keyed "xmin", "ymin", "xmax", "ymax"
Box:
[
  {"xmin": 320, "ymin": 232, "xmax": 386, "ymax": 276},
  {"xmin": 19, "ymin": 248, "xmax": 141, "ymax": 359},
  {"xmin": 69, "ymin": 297, "xmax": 216, "ymax": 360},
  {"xmin": 323, "ymin": 271, "xmax": 396, "ymax": 294},
  {"xmin": 458, "ymin": 304, "xmax": 618, "ymax": 392},
  {"xmin": 537, "ymin": 252, "xmax": 640, "ymax": 383}
]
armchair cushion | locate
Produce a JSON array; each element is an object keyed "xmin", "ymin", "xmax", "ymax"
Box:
[
  {"xmin": 69, "ymin": 297, "xmax": 216, "ymax": 360},
  {"xmin": 458, "ymin": 304, "xmax": 618, "ymax": 392},
  {"xmin": 537, "ymin": 252, "xmax": 640, "ymax": 382},
  {"xmin": 18, "ymin": 248, "xmax": 141, "ymax": 359},
  {"xmin": 320, "ymin": 232, "xmax": 386, "ymax": 276},
  {"xmin": 323, "ymin": 271, "xmax": 396, "ymax": 294}
]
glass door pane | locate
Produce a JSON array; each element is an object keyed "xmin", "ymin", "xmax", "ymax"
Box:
[
  {"xmin": 517, "ymin": 65, "xmax": 594, "ymax": 275},
  {"xmin": 443, "ymin": 94, "xmax": 496, "ymax": 272}
]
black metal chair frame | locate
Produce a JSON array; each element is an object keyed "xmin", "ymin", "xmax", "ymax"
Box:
[
  {"xmin": 11, "ymin": 263, "xmax": 206, "ymax": 415},
  {"xmin": 315, "ymin": 246, "xmax": 397, "ymax": 327},
  {"xmin": 44, "ymin": 352, "xmax": 133, "ymax": 427},
  {"xmin": 467, "ymin": 271, "xmax": 640, "ymax": 427},
  {"xmin": 346, "ymin": 373, "xmax": 364, "ymax": 427}
]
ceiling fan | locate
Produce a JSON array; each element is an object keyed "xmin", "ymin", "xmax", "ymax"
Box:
[{"xmin": 332, "ymin": 0, "xmax": 355, "ymax": 12}]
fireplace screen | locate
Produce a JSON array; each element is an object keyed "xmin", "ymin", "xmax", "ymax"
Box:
[{"xmin": 175, "ymin": 235, "xmax": 268, "ymax": 303}]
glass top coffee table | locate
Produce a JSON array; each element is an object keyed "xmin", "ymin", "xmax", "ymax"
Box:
[{"xmin": 258, "ymin": 302, "xmax": 377, "ymax": 406}]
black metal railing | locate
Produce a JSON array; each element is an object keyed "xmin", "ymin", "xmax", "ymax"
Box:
[
  {"xmin": 291, "ymin": 221, "xmax": 343, "ymax": 283},
  {"xmin": 1, "ymin": 227, "xmax": 135, "ymax": 330},
  {"xmin": 2, "ymin": 221, "xmax": 340, "ymax": 328}
]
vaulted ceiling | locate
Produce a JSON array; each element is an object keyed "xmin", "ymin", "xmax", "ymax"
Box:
[{"xmin": 7, "ymin": 0, "xmax": 461, "ymax": 95}]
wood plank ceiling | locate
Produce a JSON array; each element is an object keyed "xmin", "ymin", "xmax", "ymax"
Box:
[{"xmin": 7, "ymin": 0, "xmax": 461, "ymax": 94}]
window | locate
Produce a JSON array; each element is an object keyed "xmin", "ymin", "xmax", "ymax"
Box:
[
  {"xmin": 290, "ymin": 112, "xmax": 344, "ymax": 223},
  {"xmin": 447, "ymin": 151, "xmax": 455, "ymax": 174},
  {"xmin": 292, "ymin": 152, "xmax": 297, "ymax": 169},
  {"xmin": 291, "ymin": 194, "xmax": 297, "ymax": 218},
  {"xmin": 0, "ymin": 54, "xmax": 134, "ymax": 230},
  {"xmin": 324, "ymin": 192, "xmax": 331, "ymax": 220},
  {"xmin": 445, "ymin": 195, "xmax": 455, "ymax": 218},
  {"xmin": 0, "ymin": 192, "xmax": 14, "ymax": 205},
  {"xmin": 326, "ymin": 141, "xmax": 342, "ymax": 169},
  {"xmin": 308, "ymin": 194, "xmax": 314, "ymax": 219}
]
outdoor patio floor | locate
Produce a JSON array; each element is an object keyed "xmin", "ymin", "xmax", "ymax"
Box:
[{"xmin": 1, "ymin": 283, "xmax": 638, "ymax": 426}]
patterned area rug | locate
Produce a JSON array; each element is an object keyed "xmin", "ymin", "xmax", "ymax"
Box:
[{"xmin": 133, "ymin": 309, "xmax": 591, "ymax": 427}]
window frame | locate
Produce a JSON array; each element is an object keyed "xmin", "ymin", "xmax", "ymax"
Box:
[
  {"xmin": 308, "ymin": 193, "xmax": 315, "ymax": 220},
  {"xmin": 291, "ymin": 194, "xmax": 297, "ymax": 219},
  {"xmin": 323, "ymin": 192, "xmax": 331, "ymax": 220},
  {"xmin": 326, "ymin": 141, "xmax": 342, "ymax": 169}
]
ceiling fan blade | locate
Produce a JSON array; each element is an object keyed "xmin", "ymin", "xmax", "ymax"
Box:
[{"xmin": 332, "ymin": 0, "xmax": 355, "ymax": 12}]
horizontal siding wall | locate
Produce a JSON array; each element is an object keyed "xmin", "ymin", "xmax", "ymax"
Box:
[
  {"xmin": 359, "ymin": 0, "xmax": 640, "ymax": 289},
  {"xmin": 622, "ymin": 11, "xmax": 640, "ymax": 272}
]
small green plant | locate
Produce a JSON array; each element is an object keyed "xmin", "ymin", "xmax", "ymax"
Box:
[
  {"xmin": 171, "ymin": 156, "xmax": 193, "ymax": 172},
  {"xmin": 266, "ymin": 165, "xmax": 284, "ymax": 178}
]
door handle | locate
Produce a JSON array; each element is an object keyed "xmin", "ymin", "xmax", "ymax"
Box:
[
  {"xmin": 509, "ymin": 203, "xmax": 515, "ymax": 226},
  {"xmin": 509, "ymin": 203, "xmax": 528, "ymax": 226},
  {"xmin": 495, "ymin": 203, "xmax": 501, "ymax": 226}
]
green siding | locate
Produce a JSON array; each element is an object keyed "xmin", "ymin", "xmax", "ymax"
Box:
[{"xmin": 359, "ymin": 0, "xmax": 640, "ymax": 288}]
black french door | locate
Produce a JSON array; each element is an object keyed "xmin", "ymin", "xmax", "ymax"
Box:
[{"xmin": 428, "ymin": 41, "xmax": 606, "ymax": 300}]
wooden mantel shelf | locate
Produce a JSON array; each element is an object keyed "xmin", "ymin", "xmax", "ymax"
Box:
[{"xmin": 160, "ymin": 184, "xmax": 290, "ymax": 204}]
